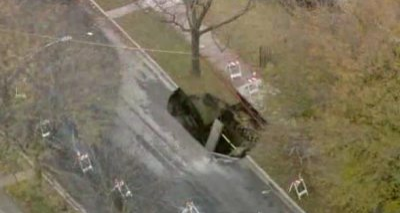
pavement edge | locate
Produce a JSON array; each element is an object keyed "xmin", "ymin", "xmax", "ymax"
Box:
[{"xmin": 244, "ymin": 156, "xmax": 306, "ymax": 213}]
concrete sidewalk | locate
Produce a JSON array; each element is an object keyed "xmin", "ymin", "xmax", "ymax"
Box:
[
  {"xmin": 106, "ymin": 2, "xmax": 142, "ymax": 19},
  {"xmin": 161, "ymin": 3, "xmax": 268, "ymax": 108},
  {"xmin": 106, "ymin": 0, "xmax": 180, "ymax": 19},
  {"xmin": 106, "ymin": 0, "xmax": 269, "ymax": 110}
]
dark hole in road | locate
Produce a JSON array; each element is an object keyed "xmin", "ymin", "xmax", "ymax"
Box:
[{"xmin": 167, "ymin": 89, "xmax": 260, "ymax": 158}]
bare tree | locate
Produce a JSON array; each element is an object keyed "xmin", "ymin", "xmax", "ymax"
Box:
[{"xmin": 157, "ymin": 0, "xmax": 254, "ymax": 76}]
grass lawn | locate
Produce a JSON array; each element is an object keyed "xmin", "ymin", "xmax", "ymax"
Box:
[
  {"xmin": 205, "ymin": 1, "xmax": 321, "ymax": 211},
  {"xmin": 94, "ymin": 0, "xmax": 137, "ymax": 11},
  {"xmin": 205, "ymin": 0, "xmax": 291, "ymax": 66},
  {"xmin": 0, "ymin": 146, "xmax": 27, "ymax": 175},
  {"xmin": 6, "ymin": 179, "xmax": 77, "ymax": 213},
  {"xmin": 116, "ymin": 10, "xmax": 237, "ymax": 104},
  {"xmin": 205, "ymin": 1, "xmax": 372, "ymax": 213}
]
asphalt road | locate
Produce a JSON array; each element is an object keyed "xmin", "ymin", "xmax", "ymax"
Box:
[{"xmin": 2, "ymin": 0, "xmax": 298, "ymax": 212}]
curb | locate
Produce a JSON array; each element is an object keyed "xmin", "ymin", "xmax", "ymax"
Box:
[
  {"xmin": 0, "ymin": 131, "xmax": 87, "ymax": 213},
  {"xmin": 19, "ymin": 153, "xmax": 88, "ymax": 213},
  {"xmin": 244, "ymin": 156, "xmax": 306, "ymax": 213},
  {"xmin": 87, "ymin": 0, "xmax": 178, "ymax": 91}
]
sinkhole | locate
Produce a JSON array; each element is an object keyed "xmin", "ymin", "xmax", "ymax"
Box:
[{"xmin": 167, "ymin": 88, "xmax": 264, "ymax": 157}]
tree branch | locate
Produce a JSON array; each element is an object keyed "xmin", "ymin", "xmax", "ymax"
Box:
[
  {"xmin": 155, "ymin": 0, "xmax": 191, "ymax": 32},
  {"xmin": 200, "ymin": 0, "xmax": 253, "ymax": 35},
  {"xmin": 197, "ymin": 0, "xmax": 213, "ymax": 25},
  {"xmin": 183, "ymin": 0, "xmax": 195, "ymax": 29},
  {"xmin": 161, "ymin": 13, "xmax": 191, "ymax": 32},
  {"xmin": 211, "ymin": 31, "xmax": 231, "ymax": 52}
]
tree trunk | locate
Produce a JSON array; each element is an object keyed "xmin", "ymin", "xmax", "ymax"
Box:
[{"xmin": 191, "ymin": 30, "xmax": 201, "ymax": 76}]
